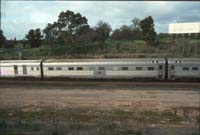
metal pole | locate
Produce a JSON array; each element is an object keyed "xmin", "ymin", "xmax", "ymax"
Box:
[
  {"xmin": 195, "ymin": 33, "xmax": 198, "ymax": 57},
  {"xmin": 182, "ymin": 34, "xmax": 184, "ymax": 57},
  {"xmin": 188, "ymin": 33, "xmax": 190, "ymax": 57}
]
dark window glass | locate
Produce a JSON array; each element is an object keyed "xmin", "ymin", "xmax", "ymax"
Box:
[
  {"xmin": 56, "ymin": 67, "xmax": 62, "ymax": 70},
  {"xmin": 36, "ymin": 67, "xmax": 39, "ymax": 71},
  {"xmin": 14, "ymin": 66, "xmax": 18, "ymax": 70},
  {"xmin": 48, "ymin": 67, "xmax": 54, "ymax": 71},
  {"xmin": 171, "ymin": 66, "xmax": 174, "ymax": 70},
  {"xmin": 192, "ymin": 67, "xmax": 198, "ymax": 71},
  {"xmin": 182, "ymin": 67, "xmax": 189, "ymax": 71},
  {"xmin": 99, "ymin": 67, "xmax": 105, "ymax": 70},
  {"xmin": 77, "ymin": 67, "xmax": 83, "ymax": 70},
  {"xmin": 68, "ymin": 67, "xmax": 74, "ymax": 70},
  {"xmin": 31, "ymin": 67, "xmax": 34, "ymax": 71},
  {"xmin": 136, "ymin": 67, "xmax": 143, "ymax": 70},
  {"xmin": 148, "ymin": 67, "xmax": 154, "ymax": 71},
  {"xmin": 159, "ymin": 65, "xmax": 162, "ymax": 70},
  {"xmin": 121, "ymin": 67, "xmax": 128, "ymax": 70}
]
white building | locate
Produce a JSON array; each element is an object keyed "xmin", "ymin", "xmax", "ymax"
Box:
[{"xmin": 168, "ymin": 22, "xmax": 200, "ymax": 34}]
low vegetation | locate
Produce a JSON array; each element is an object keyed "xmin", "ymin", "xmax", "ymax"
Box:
[
  {"xmin": 1, "ymin": 38, "xmax": 200, "ymax": 60},
  {"xmin": 1, "ymin": 10, "xmax": 199, "ymax": 60},
  {"xmin": 0, "ymin": 107, "xmax": 199, "ymax": 135}
]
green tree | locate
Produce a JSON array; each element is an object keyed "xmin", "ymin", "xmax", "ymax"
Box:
[
  {"xmin": 131, "ymin": 17, "xmax": 141, "ymax": 31},
  {"xmin": 26, "ymin": 29, "xmax": 35, "ymax": 47},
  {"xmin": 0, "ymin": 29, "xmax": 6, "ymax": 48},
  {"xmin": 131, "ymin": 17, "xmax": 143, "ymax": 40},
  {"xmin": 111, "ymin": 25, "xmax": 133, "ymax": 41},
  {"xmin": 25, "ymin": 28, "xmax": 43, "ymax": 48},
  {"xmin": 140, "ymin": 16, "xmax": 157, "ymax": 46},
  {"xmin": 35, "ymin": 29, "xmax": 43, "ymax": 47},
  {"xmin": 43, "ymin": 22, "xmax": 59, "ymax": 45},
  {"xmin": 56, "ymin": 10, "xmax": 89, "ymax": 51},
  {"xmin": 94, "ymin": 21, "xmax": 112, "ymax": 44}
]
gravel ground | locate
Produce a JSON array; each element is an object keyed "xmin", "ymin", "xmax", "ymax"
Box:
[{"xmin": 0, "ymin": 83, "xmax": 199, "ymax": 135}]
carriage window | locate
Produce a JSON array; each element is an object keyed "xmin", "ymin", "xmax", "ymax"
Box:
[
  {"xmin": 14, "ymin": 66, "xmax": 18, "ymax": 74},
  {"xmin": 31, "ymin": 67, "xmax": 34, "ymax": 71},
  {"xmin": 77, "ymin": 67, "xmax": 83, "ymax": 70},
  {"xmin": 56, "ymin": 67, "xmax": 62, "ymax": 70},
  {"xmin": 192, "ymin": 67, "xmax": 198, "ymax": 71},
  {"xmin": 182, "ymin": 67, "xmax": 189, "ymax": 71},
  {"xmin": 36, "ymin": 67, "xmax": 39, "ymax": 71},
  {"xmin": 136, "ymin": 67, "xmax": 143, "ymax": 70},
  {"xmin": 121, "ymin": 67, "xmax": 128, "ymax": 70},
  {"xmin": 14, "ymin": 66, "xmax": 17, "ymax": 70},
  {"xmin": 68, "ymin": 67, "xmax": 74, "ymax": 70},
  {"xmin": 159, "ymin": 65, "xmax": 162, "ymax": 70},
  {"xmin": 176, "ymin": 61, "xmax": 182, "ymax": 64},
  {"xmin": 99, "ymin": 67, "xmax": 105, "ymax": 70},
  {"xmin": 48, "ymin": 67, "xmax": 54, "ymax": 71},
  {"xmin": 171, "ymin": 65, "xmax": 174, "ymax": 70},
  {"xmin": 148, "ymin": 67, "xmax": 154, "ymax": 70}
]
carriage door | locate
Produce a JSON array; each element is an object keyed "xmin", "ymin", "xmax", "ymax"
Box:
[
  {"xmin": 14, "ymin": 65, "xmax": 18, "ymax": 75},
  {"xmin": 94, "ymin": 67, "xmax": 106, "ymax": 78},
  {"xmin": 22, "ymin": 65, "xmax": 27, "ymax": 75},
  {"xmin": 158, "ymin": 64, "xmax": 164, "ymax": 79}
]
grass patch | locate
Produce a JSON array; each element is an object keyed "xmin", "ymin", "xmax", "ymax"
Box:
[
  {"xmin": 111, "ymin": 109, "xmax": 134, "ymax": 120},
  {"xmin": 0, "ymin": 107, "xmax": 197, "ymax": 135},
  {"xmin": 140, "ymin": 111, "xmax": 161, "ymax": 123},
  {"xmin": 161, "ymin": 110, "xmax": 183, "ymax": 123}
]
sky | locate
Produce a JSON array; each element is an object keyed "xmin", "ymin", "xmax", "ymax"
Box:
[{"xmin": 1, "ymin": 1, "xmax": 200, "ymax": 39}]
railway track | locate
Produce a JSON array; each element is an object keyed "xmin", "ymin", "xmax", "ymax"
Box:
[{"xmin": 0, "ymin": 80, "xmax": 200, "ymax": 90}]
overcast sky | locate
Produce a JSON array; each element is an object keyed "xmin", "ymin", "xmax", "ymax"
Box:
[{"xmin": 1, "ymin": 1, "xmax": 200, "ymax": 39}]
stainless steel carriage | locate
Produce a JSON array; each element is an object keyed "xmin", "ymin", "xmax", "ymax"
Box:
[
  {"xmin": 0, "ymin": 60, "xmax": 42, "ymax": 78},
  {"xmin": 42, "ymin": 58, "xmax": 166, "ymax": 79},
  {"xmin": 168, "ymin": 58, "xmax": 200, "ymax": 80}
]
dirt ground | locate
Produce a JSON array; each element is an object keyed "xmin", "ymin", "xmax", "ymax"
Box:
[
  {"xmin": 0, "ymin": 87, "xmax": 199, "ymax": 111},
  {"xmin": 0, "ymin": 86, "xmax": 199, "ymax": 135}
]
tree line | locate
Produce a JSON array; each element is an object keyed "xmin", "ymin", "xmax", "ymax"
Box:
[{"xmin": 1, "ymin": 10, "xmax": 160, "ymax": 50}]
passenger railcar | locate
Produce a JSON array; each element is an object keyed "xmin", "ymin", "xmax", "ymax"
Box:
[
  {"xmin": 43, "ymin": 58, "xmax": 166, "ymax": 79},
  {"xmin": 0, "ymin": 58, "xmax": 199, "ymax": 80},
  {"xmin": 0, "ymin": 60, "xmax": 42, "ymax": 78},
  {"xmin": 168, "ymin": 58, "xmax": 200, "ymax": 80}
]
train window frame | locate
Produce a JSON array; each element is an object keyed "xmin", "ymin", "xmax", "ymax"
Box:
[
  {"xmin": 77, "ymin": 67, "xmax": 83, "ymax": 70},
  {"xmin": 136, "ymin": 67, "xmax": 143, "ymax": 71},
  {"xmin": 121, "ymin": 67, "xmax": 129, "ymax": 70},
  {"xmin": 31, "ymin": 67, "xmax": 34, "ymax": 71},
  {"xmin": 148, "ymin": 67, "xmax": 155, "ymax": 71},
  {"xmin": 192, "ymin": 67, "xmax": 198, "ymax": 71},
  {"xmin": 182, "ymin": 67, "xmax": 189, "ymax": 71},
  {"xmin": 68, "ymin": 67, "xmax": 74, "ymax": 70},
  {"xmin": 56, "ymin": 67, "xmax": 62, "ymax": 71},
  {"xmin": 98, "ymin": 67, "xmax": 105, "ymax": 70},
  {"xmin": 48, "ymin": 67, "xmax": 54, "ymax": 71}
]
